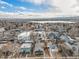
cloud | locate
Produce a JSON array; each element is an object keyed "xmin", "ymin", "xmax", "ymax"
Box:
[
  {"xmin": 0, "ymin": 6, "xmax": 5, "ymax": 9},
  {"xmin": 71, "ymin": 0, "xmax": 79, "ymax": 12},
  {"xmin": 0, "ymin": 10, "xmax": 63, "ymax": 18},
  {"xmin": 0, "ymin": 0, "xmax": 61, "ymax": 16},
  {"xmin": 15, "ymin": 6, "xmax": 27, "ymax": 12},
  {"xmin": 0, "ymin": 0, "xmax": 29, "ymax": 13},
  {"xmin": 0, "ymin": 0, "xmax": 13, "ymax": 7},
  {"xmin": 21, "ymin": 0, "xmax": 79, "ymax": 16},
  {"xmin": 52, "ymin": 0, "xmax": 78, "ymax": 15},
  {"xmin": 22, "ymin": 0, "xmax": 46, "ymax": 5},
  {"xmin": 19, "ymin": 7, "xmax": 27, "ymax": 10},
  {"xmin": 0, "ymin": 0, "xmax": 79, "ymax": 17},
  {"xmin": 21, "ymin": 0, "xmax": 60, "ymax": 13}
]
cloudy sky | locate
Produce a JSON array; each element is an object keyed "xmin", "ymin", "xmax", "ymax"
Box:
[{"xmin": 0, "ymin": 0, "xmax": 79, "ymax": 18}]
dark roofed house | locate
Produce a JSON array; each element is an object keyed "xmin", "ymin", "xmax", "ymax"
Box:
[{"xmin": 48, "ymin": 32, "xmax": 60, "ymax": 40}]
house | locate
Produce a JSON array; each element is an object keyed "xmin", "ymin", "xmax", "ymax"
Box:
[
  {"xmin": 0, "ymin": 27, "xmax": 5, "ymax": 37},
  {"xmin": 19, "ymin": 43, "xmax": 32, "ymax": 54},
  {"xmin": 71, "ymin": 44, "xmax": 79, "ymax": 55},
  {"xmin": 48, "ymin": 32, "xmax": 55, "ymax": 40},
  {"xmin": 47, "ymin": 32, "xmax": 60, "ymax": 41},
  {"xmin": 60, "ymin": 34, "xmax": 75, "ymax": 43},
  {"xmin": 18, "ymin": 31, "xmax": 32, "ymax": 43},
  {"xmin": 34, "ymin": 29, "xmax": 46, "ymax": 41},
  {"xmin": 34, "ymin": 42, "xmax": 44, "ymax": 55},
  {"xmin": 48, "ymin": 44, "xmax": 58, "ymax": 56},
  {"xmin": 65, "ymin": 42, "xmax": 79, "ymax": 55},
  {"xmin": 4, "ymin": 29, "xmax": 24, "ymax": 39}
]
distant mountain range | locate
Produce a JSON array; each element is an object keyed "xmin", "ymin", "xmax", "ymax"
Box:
[{"xmin": 0, "ymin": 16, "xmax": 79, "ymax": 22}]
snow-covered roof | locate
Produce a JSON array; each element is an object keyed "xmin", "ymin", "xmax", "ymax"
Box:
[
  {"xmin": 60, "ymin": 34, "xmax": 69, "ymax": 41},
  {"xmin": 49, "ymin": 45, "xmax": 57, "ymax": 49},
  {"xmin": 60, "ymin": 34, "xmax": 75, "ymax": 43},
  {"xmin": 49, "ymin": 44, "xmax": 58, "ymax": 52},
  {"xmin": 18, "ymin": 31, "xmax": 31, "ymax": 37},
  {"xmin": 20, "ymin": 43, "xmax": 32, "ymax": 48},
  {"xmin": 25, "ymin": 40, "xmax": 33, "ymax": 43},
  {"xmin": 0, "ymin": 27, "xmax": 5, "ymax": 32},
  {"xmin": 34, "ymin": 43, "xmax": 43, "ymax": 52}
]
